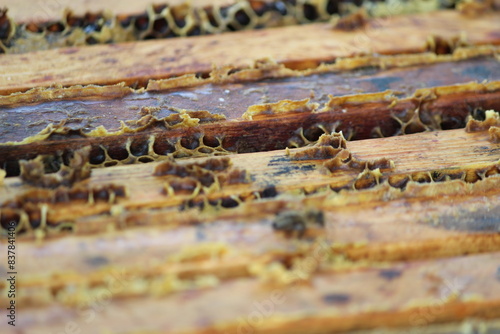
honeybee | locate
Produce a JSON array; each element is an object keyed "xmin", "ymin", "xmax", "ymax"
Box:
[{"xmin": 272, "ymin": 209, "xmax": 324, "ymax": 238}]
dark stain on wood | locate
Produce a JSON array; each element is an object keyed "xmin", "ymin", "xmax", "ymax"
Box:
[
  {"xmin": 436, "ymin": 207, "xmax": 500, "ymax": 232},
  {"xmin": 379, "ymin": 269, "xmax": 403, "ymax": 280},
  {"xmin": 322, "ymin": 293, "xmax": 351, "ymax": 304},
  {"xmin": 85, "ymin": 255, "xmax": 110, "ymax": 267}
]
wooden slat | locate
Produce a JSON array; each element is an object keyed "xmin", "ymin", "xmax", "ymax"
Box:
[
  {"xmin": 1, "ymin": 80, "xmax": 498, "ymax": 177},
  {"xmin": 0, "ymin": 11, "xmax": 499, "ymax": 95},
  {"xmin": 2, "ymin": 129, "xmax": 500, "ymax": 280},
  {"xmin": 2, "ymin": 125, "xmax": 500, "ymax": 203},
  {"xmin": 350, "ymin": 319, "xmax": 500, "ymax": 334},
  {"xmin": 1, "ymin": 55, "xmax": 498, "ymax": 143},
  {"xmin": 3, "ymin": 0, "xmax": 231, "ymax": 23},
  {"xmin": 3, "ymin": 252, "xmax": 500, "ymax": 333},
  {"xmin": 2, "ymin": 6, "xmax": 500, "ymax": 333}
]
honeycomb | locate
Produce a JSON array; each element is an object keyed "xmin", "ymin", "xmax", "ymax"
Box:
[
  {"xmin": 489, "ymin": 126, "xmax": 500, "ymax": 143},
  {"xmin": 0, "ymin": 0, "xmax": 450, "ymax": 53},
  {"xmin": 155, "ymin": 157, "xmax": 249, "ymax": 191},
  {"xmin": 0, "ymin": 183, "xmax": 127, "ymax": 234},
  {"xmin": 19, "ymin": 146, "xmax": 91, "ymax": 188},
  {"xmin": 1, "ymin": 5, "xmax": 500, "ymax": 332},
  {"xmin": 288, "ymin": 132, "xmax": 394, "ymax": 172},
  {"xmin": 324, "ymin": 161, "xmax": 500, "ymax": 193},
  {"xmin": 1, "ymin": 77, "xmax": 498, "ymax": 179},
  {"xmin": 465, "ymin": 109, "xmax": 500, "ymax": 132}
]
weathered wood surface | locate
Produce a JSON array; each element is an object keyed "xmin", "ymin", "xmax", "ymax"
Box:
[
  {"xmin": 1, "ymin": 55, "xmax": 499, "ymax": 142},
  {"xmin": 1, "ymin": 6, "xmax": 500, "ymax": 334},
  {"xmin": 1, "ymin": 10, "xmax": 500, "ymax": 95},
  {"xmin": 2, "ymin": 127, "xmax": 500, "ymax": 289},
  {"xmin": 2, "ymin": 126, "xmax": 500, "ymax": 333},
  {"xmin": 0, "ymin": 0, "xmax": 451, "ymax": 57},
  {"xmin": 1, "ymin": 79, "xmax": 499, "ymax": 176},
  {"xmin": 3, "ymin": 0, "xmax": 232, "ymax": 23},
  {"xmin": 1, "ymin": 51, "xmax": 499, "ymax": 177},
  {"xmin": 2, "ymin": 245, "xmax": 500, "ymax": 334}
]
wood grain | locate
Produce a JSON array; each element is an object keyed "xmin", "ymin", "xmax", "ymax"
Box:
[
  {"xmin": 3, "ymin": 252, "xmax": 500, "ymax": 333},
  {"xmin": 2, "ymin": 6, "xmax": 500, "ymax": 334},
  {"xmin": 1, "ymin": 56, "xmax": 498, "ymax": 143},
  {"xmin": 0, "ymin": 11, "xmax": 499, "ymax": 95},
  {"xmin": 3, "ymin": 0, "xmax": 232, "ymax": 23}
]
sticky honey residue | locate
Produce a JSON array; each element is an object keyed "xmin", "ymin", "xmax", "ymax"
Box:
[
  {"xmin": 364, "ymin": 0, "xmax": 441, "ymax": 17},
  {"xmin": 242, "ymin": 98, "xmax": 318, "ymax": 121},
  {"xmin": 146, "ymin": 74, "xmax": 206, "ymax": 91},
  {"xmin": 149, "ymin": 274, "xmax": 220, "ymax": 297},
  {"xmin": 146, "ymin": 47, "xmax": 500, "ymax": 96},
  {"xmin": 3, "ymin": 109, "xmax": 226, "ymax": 146},
  {"xmin": 167, "ymin": 242, "xmax": 230, "ymax": 263},
  {"xmin": 321, "ymin": 81, "xmax": 500, "ymax": 116},
  {"xmin": 320, "ymin": 90, "xmax": 397, "ymax": 113},
  {"xmin": 51, "ymin": 271, "xmax": 220, "ymax": 306},
  {"xmin": 247, "ymin": 240, "xmax": 362, "ymax": 286},
  {"xmin": 2, "ymin": 46, "xmax": 497, "ymax": 107},
  {"xmin": 249, "ymin": 262, "xmax": 299, "ymax": 286},
  {"xmin": 0, "ymin": 83, "xmax": 134, "ymax": 107}
]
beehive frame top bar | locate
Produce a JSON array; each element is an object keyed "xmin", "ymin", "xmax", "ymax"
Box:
[
  {"xmin": 2, "ymin": 0, "xmax": 234, "ymax": 23},
  {"xmin": 1, "ymin": 10, "xmax": 499, "ymax": 95}
]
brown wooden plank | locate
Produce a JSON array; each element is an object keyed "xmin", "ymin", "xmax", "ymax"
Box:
[
  {"xmin": 2, "ymin": 252, "xmax": 500, "ymax": 333},
  {"xmin": 1, "ymin": 80, "xmax": 499, "ymax": 177},
  {"xmin": 0, "ymin": 10, "xmax": 499, "ymax": 95},
  {"xmin": 2, "ymin": 128, "xmax": 500, "ymax": 283},
  {"xmin": 3, "ymin": 0, "xmax": 231, "ymax": 23},
  {"xmin": 1, "ymin": 0, "xmax": 447, "ymax": 57},
  {"xmin": 2, "ymin": 6, "xmax": 500, "ymax": 333},
  {"xmin": 2, "ymin": 119, "xmax": 500, "ymax": 204},
  {"xmin": 1, "ymin": 54, "xmax": 498, "ymax": 143},
  {"xmin": 349, "ymin": 319, "xmax": 500, "ymax": 334}
]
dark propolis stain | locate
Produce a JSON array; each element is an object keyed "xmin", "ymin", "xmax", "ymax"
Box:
[
  {"xmin": 85, "ymin": 255, "xmax": 110, "ymax": 267},
  {"xmin": 472, "ymin": 146, "xmax": 500, "ymax": 158},
  {"xmin": 195, "ymin": 225, "xmax": 206, "ymax": 241},
  {"xmin": 360, "ymin": 76, "xmax": 401, "ymax": 92},
  {"xmin": 379, "ymin": 269, "xmax": 403, "ymax": 280},
  {"xmin": 59, "ymin": 47, "xmax": 79, "ymax": 55},
  {"xmin": 268, "ymin": 155, "xmax": 315, "ymax": 177},
  {"xmin": 435, "ymin": 207, "xmax": 500, "ymax": 232},
  {"xmin": 322, "ymin": 293, "xmax": 351, "ymax": 305},
  {"xmin": 103, "ymin": 58, "xmax": 118, "ymax": 64},
  {"xmin": 461, "ymin": 63, "xmax": 499, "ymax": 81}
]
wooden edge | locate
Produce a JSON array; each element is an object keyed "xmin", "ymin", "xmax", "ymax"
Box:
[
  {"xmin": 0, "ymin": 11, "xmax": 499, "ymax": 95},
  {"xmin": 3, "ymin": 252, "xmax": 500, "ymax": 333},
  {"xmin": 2, "ymin": 0, "xmax": 233, "ymax": 23}
]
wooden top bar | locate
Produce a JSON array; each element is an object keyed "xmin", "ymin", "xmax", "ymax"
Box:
[
  {"xmin": 2, "ymin": 0, "xmax": 232, "ymax": 23},
  {"xmin": 0, "ymin": 10, "xmax": 499, "ymax": 95}
]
